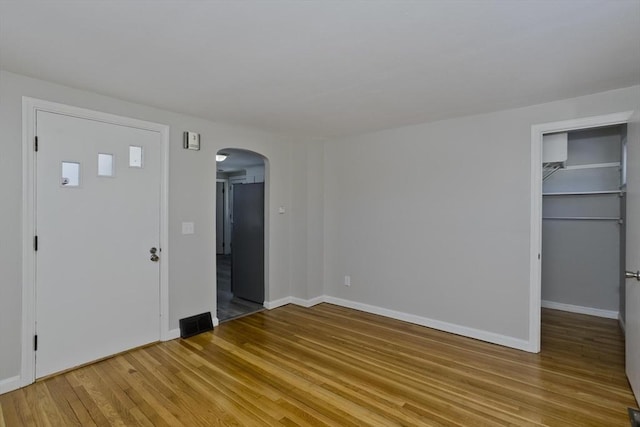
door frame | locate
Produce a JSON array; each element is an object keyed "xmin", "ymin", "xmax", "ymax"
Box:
[
  {"xmin": 529, "ymin": 110, "xmax": 634, "ymax": 353},
  {"xmin": 20, "ymin": 97, "xmax": 170, "ymax": 387}
]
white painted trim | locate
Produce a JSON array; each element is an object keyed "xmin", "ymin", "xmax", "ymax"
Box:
[
  {"xmin": 0, "ymin": 376, "xmax": 22, "ymax": 395},
  {"xmin": 159, "ymin": 121, "xmax": 171, "ymax": 343},
  {"xmin": 21, "ymin": 97, "xmax": 171, "ymax": 389},
  {"xmin": 166, "ymin": 329, "xmax": 181, "ymax": 340},
  {"xmin": 530, "ymin": 111, "xmax": 634, "ymax": 354},
  {"xmin": 291, "ymin": 295, "xmax": 325, "ymax": 308},
  {"xmin": 541, "ymin": 300, "xmax": 619, "ymax": 319},
  {"xmin": 20, "ymin": 98, "xmax": 37, "ymax": 391},
  {"xmin": 212, "ymin": 317, "xmax": 220, "ymax": 327},
  {"xmin": 264, "ymin": 295, "xmax": 325, "ymax": 309},
  {"xmin": 324, "ymin": 296, "xmax": 532, "ymax": 351},
  {"xmin": 264, "ymin": 296, "xmax": 292, "ymax": 310},
  {"xmin": 619, "ymin": 313, "xmax": 626, "ymax": 334}
]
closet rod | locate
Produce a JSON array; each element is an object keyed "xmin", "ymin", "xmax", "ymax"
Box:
[
  {"xmin": 563, "ymin": 162, "xmax": 620, "ymax": 171},
  {"xmin": 543, "ymin": 216, "xmax": 622, "ymax": 222}
]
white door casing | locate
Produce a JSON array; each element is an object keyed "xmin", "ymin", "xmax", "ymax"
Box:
[
  {"xmin": 625, "ymin": 110, "xmax": 640, "ymax": 406},
  {"xmin": 21, "ymin": 98, "xmax": 170, "ymax": 386}
]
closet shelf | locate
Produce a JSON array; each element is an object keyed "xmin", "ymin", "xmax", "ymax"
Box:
[
  {"xmin": 560, "ymin": 162, "xmax": 621, "ymax": 171},
  {"xmin": 543, "ymin": 216, "xmax": 622, "ymax": 221},
  {"xmin": 542, "ymin": 190, "xmax": 622, "ymax": 196}
]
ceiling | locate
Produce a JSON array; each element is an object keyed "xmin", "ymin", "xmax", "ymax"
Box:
[
  {"xmin": 1, "ymin": 0, "xmax": 639, "ymax": 138},
  {"xmin": 216, "ymin": 148, "xmax": 265, "ymax": 173}
]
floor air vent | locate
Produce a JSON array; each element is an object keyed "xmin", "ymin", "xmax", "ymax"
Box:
[{"xmin": 179, "ymin": 312, "xmax": 213, "ymax": 338}]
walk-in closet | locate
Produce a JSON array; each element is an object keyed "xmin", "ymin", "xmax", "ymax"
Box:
[{"xmin": 542, "ymin": 125, "xmax": 627, "ymax": 324}]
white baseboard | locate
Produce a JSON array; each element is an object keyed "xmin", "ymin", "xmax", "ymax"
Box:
[
  {"xmin": 619, "ymin": 314, "xmax": 626, "ymax": 334},
  {"xmin": 541, "ymin": 300, "xmax": 618, "ymax": 319},
  {"xmin": 263, "ymin": 296, "xmax": 292, "ymax": 310},
  {"xmin": 212, "ymin": 317, "xmax": 220, "ymax": 327},
  {"xmin": 163, "ymin": 328, "xmax": 181, "ymax": 341},
  {"xmin": 0, "ymin": 375, "xmax": 22, "ymax": 395},
  {"xmin": 292, "ymin": 295, "xmax": 530, "ymax": 351},
  {"xmin": 265, "ymin": 295, "xmax": 325, "ymax": 310},
  {"xmin": 164, "ymin": 328, "xmax": 181, "ymax": 341},
  {"xmin": 290, "ymin": 295, "xmax": 325, "ymax": 308}
]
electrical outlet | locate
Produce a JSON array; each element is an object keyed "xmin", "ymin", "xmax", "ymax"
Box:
[{"xmin": 344, "ymin": 275, "xmax": 351, "ymax": 286}]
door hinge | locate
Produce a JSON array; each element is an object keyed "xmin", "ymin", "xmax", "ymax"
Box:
[
  {"xmin": 34, "ymin": 136, "xmax": 38, "ymax": 152},
  {"xmin": 34, "ymin": 335, "xmax": 38, "ymax": 351},
  {"xmin": 538, "ymin": 253, "xmax": 541, "ymax": 260},
  {"xmin": 34, "ymin": 235, "xmax": 38, "ymax": 251}
]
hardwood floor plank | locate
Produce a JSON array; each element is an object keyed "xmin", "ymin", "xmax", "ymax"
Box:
[
  {"xmin": 42, "ymin": 375, "xmax": 86, "ymax": 426},
  {"xmin": 0, "ymin": 304, "xmax": 636, "ymax": 426},
  {"xmin": 0, "ymin": 393, "xmax": 27, "ymax": 427}
]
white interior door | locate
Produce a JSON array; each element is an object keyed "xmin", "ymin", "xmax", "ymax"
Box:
[
  {"xmin": 35, "ymin": 110, "xmax": 161, "ymax": 379},
  {"xmin": 625, "ymin": 110, "xmax": 640, "ymax": 406}
]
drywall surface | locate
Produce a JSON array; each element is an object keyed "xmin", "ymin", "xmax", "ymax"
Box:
[
  {"xmin": 323, "ymin": 85, "xmax": 640, "ymax": 342},
  {"xmin": 542, "ymin": 221, "xmax": 620, "ymax": 310},
  {"xmin": 542, "ymin": 127, "xmax": 622, "ymax": 312},
  {"xmin": 290, "ymin": 141, "xmax": 325, "ymax": 301},
  {"xmin": 0, "ymin": 70, "xmax": 294, "ymax": 383}
]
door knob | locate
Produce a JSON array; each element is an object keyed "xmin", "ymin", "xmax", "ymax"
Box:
[
  {"xmin": 150, "ymin": 247, "xmax": 157, "ymax": 254},
  {"xmin": 150, "ymin": 247, "xmax": 159, "ymax": 262},
  {"xmin": 625, "ymin": 270, "xmax": 640, "ymax": 281}
]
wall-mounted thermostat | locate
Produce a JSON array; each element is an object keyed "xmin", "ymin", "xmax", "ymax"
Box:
[{"xmin": 183, "ymin": 131, "xmax": 200, "ymax": 150}]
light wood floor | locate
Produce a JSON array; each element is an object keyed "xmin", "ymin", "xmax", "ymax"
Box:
[{"xmin": 0, "ymin": 304, "xmax": 636, "ymax": 426}]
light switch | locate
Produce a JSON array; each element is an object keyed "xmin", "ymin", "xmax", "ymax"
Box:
[{"xmin": 182, "ymin": 222, "xmax": 195, "ymax": 235}]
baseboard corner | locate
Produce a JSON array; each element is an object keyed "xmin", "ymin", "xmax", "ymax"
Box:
[
  {"xmin": 291, "ymin": 295, "xmax": 326, "ymax": 308},
  {"xmin": 0, "ymin": 375, "xmax": 23, "ymax": 395},
  {"xmin": 264, "ymin": 296, "xmax": 292, "ymax": 310},
  {"xmin": 619, "ymin": 314, "xmax": 626, "ymax": 334},
  {"xmin": 164, "ymin": 328, "xmax": 181, "ymax": 341}
]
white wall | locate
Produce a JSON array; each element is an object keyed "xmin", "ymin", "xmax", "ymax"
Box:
[
  {"xmin": 322, "ymin": 85, "xmax": 640, "ymax": 344},
  {"xmin": 290, "ymin": 141, "xmax": 325, "ymax": 301},
  {"xmin": 0, "ymin": 70, "xmax": 298, "ymax": 383}
]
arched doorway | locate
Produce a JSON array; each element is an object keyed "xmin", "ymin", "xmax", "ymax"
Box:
[{"xmin": 215, "ymin": 148, "xmax": 267, "ymax": 322}]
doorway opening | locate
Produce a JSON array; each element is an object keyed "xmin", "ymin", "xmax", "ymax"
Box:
[
  {"xmin": 540, "ymin": 125, "xmax": 627, "ymax": 350},
  {"xmin": 529, "ymin": 111, "xmax": 633, "ymax": 353},
  {"xmin": 215, "ymin": 148, "xmax": 267, "ymax": 322}
]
